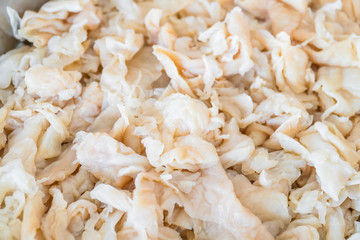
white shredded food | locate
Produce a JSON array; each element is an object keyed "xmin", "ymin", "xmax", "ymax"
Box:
[{"xmin": 1, "ymin": 0, "xmax": 360, "ymax": 239}]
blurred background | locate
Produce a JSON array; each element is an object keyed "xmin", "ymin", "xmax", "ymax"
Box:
[{"xmin": 0, "ymin": 0, "xmax": 48, "ymax": 54}]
